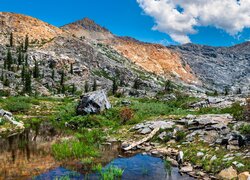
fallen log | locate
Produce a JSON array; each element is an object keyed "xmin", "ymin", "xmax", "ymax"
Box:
[{"xmin": 123, "ymin": 127, "xmax": 160, "ymax": 151}]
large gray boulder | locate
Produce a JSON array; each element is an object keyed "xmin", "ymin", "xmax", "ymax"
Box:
[{"xmin": 77, "ymin": 90, "xmax": 111, "ymax": 115}]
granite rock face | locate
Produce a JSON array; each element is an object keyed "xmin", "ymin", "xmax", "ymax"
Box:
[{"xmin": 169, "ymin": 43, "xmax": 250, "ymax": 93}]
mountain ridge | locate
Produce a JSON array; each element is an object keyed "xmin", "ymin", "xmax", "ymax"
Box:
[{"xmin": 0, "ymin": 12, "xmax": 249, "ymax": 94}]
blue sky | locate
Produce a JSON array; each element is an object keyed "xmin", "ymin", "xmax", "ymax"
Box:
[{"xmin": 1, "ymin": 0, "xmax": 250, "ymax": 47}]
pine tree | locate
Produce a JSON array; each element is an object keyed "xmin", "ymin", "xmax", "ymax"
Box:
[
  {"xmin": 3, "ymin": 76, "xmax": 10, "ymax": 87},
  {"xmin": 25, "ymin": 54, "xmax": 29, "ymax": 67},
  {"xmin": 17, "ymin": 51, "xmax": 22, "ymax": 65},
  {"xmin": 6, "ymin": 49, "xmax": 13, "ymax": 71},
  {"xmin": 112, "ymin": 77, "xmax": 118, "ymax": 95},
  {"xmin": 60, "ymin": 71, "xmax": 65, "ymax": 86},
  {"xmin": 164, "ymin": 80, "xmax": 173, "ymax": 92},
  {"xmin": 237, "ymin": 88, "xmax": 242, "ymax": 94},
  {"xmin": 10, "ymin": 32, "xmax": 13, "ymax": 47},
  {"xmin": 33, "ymin": 60, "xmax": 40, "ymax": 78},
  {"xmin": 0, "ymin": 70, "xmax": 4, "ymax": 81},
  {"xmin": 71, "ymin": 84, "xmax": 76, "ymax": 94},
  {"xmin": 92, "ymin": 79, "xmax": 97, "ymax": 91},
  {"xmin": 51, "ymin": 69, "xmax": 55, "ymax": 80},
  {"xmin": 21, "ymin": 65, "xmax": 26, "ymax": 82},
  {"xmin": 3, "ymin": 58, "xmax": 7, "ymax": 70},
  {"xmin": 24, "ymin": 35, "xmax": 29, "ymax": 52},
  {"xmin": 224, "ymin": 87, "xmax": 229, "ymax": 96},
  {"xmin": 84, "ymin": 81, "xmax": 89, "ymax": 93},
  {"xmin": 133, "ymin": 78, "xmax": 140, "ymax": 90},
  {"xmin": 70, "ymin": 63, "xmax": 73, "ymax": 74},
  {"xmin": 23, "ymin": 70, "xmax": 32, "ymax": 94}
]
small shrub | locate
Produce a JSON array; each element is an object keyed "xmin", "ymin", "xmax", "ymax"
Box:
[
  {"xmin": 244, "ymin": 98, "xmax": 250, "ymax": 121},
  {"xmin": 176, "ymin": 131, "xmax": 186, "ymax": 142},
  {"xmin": 4, "ymin": 98, "xmax": 31, "ymax": 112},
  {"xmin": 239, "ymin": 124, "xmax": 250, "ymax": 135},
  {"xmin": 119, "ymin": 107, "xmax": 134, "ymax": 124}
]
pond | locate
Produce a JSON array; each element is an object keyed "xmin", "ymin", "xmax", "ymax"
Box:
[
  {"xmin": 0, "ymin": 124, "xmax": 194, "ymax": 180},
  {"xmin": 34, "ymin": 154, "xmax": 193, "ymax": 180}
]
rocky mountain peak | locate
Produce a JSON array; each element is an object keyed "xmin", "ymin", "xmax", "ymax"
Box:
[{"xmin": 0, "ymin": 12, "xmax": 64, "ymax": 45}]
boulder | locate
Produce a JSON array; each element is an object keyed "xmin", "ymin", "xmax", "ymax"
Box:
[
  {"xmin": 238, "ymin": 172, "xmax": 250, "ymax": 180},
  {"xmin": 77, "ymin": 90, "xmax": 111, "ymax": 115},
  {"xmin": 218, "ymin": 166, "xmax": 237, "ymax": 180},
  {"xmin": 180, "ymin": 164, "xmax": 193, "ymax": 173},
  {"xmin": 0, "ymin": 109, "xmax": 24, "ymax": 127}
]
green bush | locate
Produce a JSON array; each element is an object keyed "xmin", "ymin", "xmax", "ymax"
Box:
[
  {"xmin": 239, "ymin": 124, "xmax": 250, "ymax": 135},
  {"xmin": 4, "ymin": 98, "xmax": 31, "ymax": 112},
  {"xmin": 176, "ymin": 131, "xmax": 186, "ymax": 142}
]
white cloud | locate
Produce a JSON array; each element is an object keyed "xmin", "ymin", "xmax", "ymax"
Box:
[{"xmin": 137, "ymin": 0, "xmax": 250, "ymax": 44}]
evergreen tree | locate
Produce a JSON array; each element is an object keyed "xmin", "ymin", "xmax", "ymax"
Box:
[
  {"xmin": 3, "ymin": 76, "xmax": 10, "ymax": 87},
  {"xmin": 71, "ymin": 84, "xmax": 76, "ymax": 94},
  {"xmin": 51, "ymin": 69, "xmax": 55, "ymax": 80},
  {"xmin": 23, "ymin": 70, "xmax": 32, "ymax": 94},
  {"xmin": 237, "ymin": 88, "xmax": 242, "ymax": 94},
  {"xmin": 92, "ymin": 79, "xmax": 97, "ymax": 91},
  {"xmin": 17, "ymin": 51, "xmax": 22, "ymax": 65},
  {"xmin": 133, "ymin": 78, "xmax": 140, "ymax": 90},
  {"xmin": 6, "ymin": 49, "xmax": 13, "ymax": 71},
  {"xmin": 10, "ymin": 32, "xmax": 13, "ymax": 47},
  {"xmin": 84, "ymin": 81, "xmax": 89, "ymax": 93},
  {"xmin": 61, "ymin": 85, "xmax": 65, "ymax": 94},
  {"xmin": 224, "ymin": 87, "xmax": 229, "ymax": 96},
  {"xmin": 112, "ymin": 77, "xmax": 118, "ymax": 95},
  {"xmin": 3, "ymin": 58, "xmax": 7, "ymax": 70},
  {"xmin": 21, "ymin": 65, "xmax": 26, "ymax": 82},
  {"xmin": 214, "ymin": 90, "xmax": 218, "ymax": 96},
  {"xmin": 60, "ymin": 71, "xmax": 65, "ymax": 86},
  {"xmin": 70, "ymin": 63, "xmax": 73, "ymax": 74},
  {"xmin": 0, "ymin": 70, "xmax": 4, "ymax": 81},
  {"xmin": 33, "ymin": 60, "xmax": 40, "ymax": 78},
  {"xmin": 25, "ymin": 54, "xmax": 29, "ymax": 67},
  {"xmin": 24, "ymin": 35, "xmax": 29, "ymax": 52},
  {"xmin": 164, "ymin": 80, "xmax": 173, "ymax": 92}
]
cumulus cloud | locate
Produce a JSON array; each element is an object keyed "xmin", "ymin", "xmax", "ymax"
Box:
[{"xmin": 137, "ymin": 0, "xmax": 250, "ymax": 44}]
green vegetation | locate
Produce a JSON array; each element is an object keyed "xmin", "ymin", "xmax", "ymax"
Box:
[
  {"xmin": 239, "ymin": 124, "xmax": 250, "ymax": 135},
  {"xmin": 92, "ymin": 164, "xmax": 124, "ymax": 180},
  {"xmin": 163, "ymin": 159, "xmax": 172, "ymax": 176},
  {"xmin": 182, "ymin": 141, "xmax": 250, "ymax": 173}
]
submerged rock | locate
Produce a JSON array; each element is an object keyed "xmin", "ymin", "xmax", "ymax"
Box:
[{"xmin": 77, "ymin": 90, "xmax": 111, "ymax": 115}]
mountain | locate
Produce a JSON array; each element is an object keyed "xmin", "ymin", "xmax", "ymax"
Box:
[
  {"xmin": 63, "ymin": 18, "xmax": 250, "ymax": 93},
  {"xmin": 0, "ymin": 12, "xmax": 249, "ymax": 95},
  {"xmin": 0, "ymin": 12, "xmax": 65, "ymax": 45},
  {"xmin": 62, "ymin": 18, "xmax": 201, "ymax": 86},
  {"xmin": 0, "ymin": 13, "xmax": 164, "ymax": 96},
  {"xmin": 62, "ymin": 18, "xmax": 114, "ymax": 41},
  {"xmin": 169, "ymin": 43, "xmax": 250, "ymax": 92}
]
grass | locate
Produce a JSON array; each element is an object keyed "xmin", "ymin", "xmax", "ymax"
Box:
[
  {"xmin": 93, "ymin": 164, "xmax": 124, "ymax": 180},
  {"xmin": 51, "ymin": 140, "xmax": 99, "ymax": 160},
  {"xmin": 163, "ymin": 159, "xmax": 172, "ymax": 176},
  {"xmin": 181, "ymin": 140, "xmax": 250, "ymax": 173},
  {"xmin": 239, "ymin": 124, "xmax": 250, "ymax": 135}
]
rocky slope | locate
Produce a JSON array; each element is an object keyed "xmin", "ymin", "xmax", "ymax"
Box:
[
  {"xmin": 0, "ymin": 12, "xmax": 65, "ymax": 45},
  {"xmin": 0, "ymin": 13, "xmax": 164, "ymax": 96},
  {"xmin": 0, "ymin": 12, "xmax": 250, "ymax": 95},
  {"xmin": 62, "ymin": 19, "xmax": 201, "ymax": 86},
  {"xmin": 169, "ymin": 43, "xmax": 250, "ymax": 93}
]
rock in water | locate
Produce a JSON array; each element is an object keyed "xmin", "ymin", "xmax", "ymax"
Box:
[
  {"xmin": 77, "ymin": 90, "xmax": 111, "ymax": 115},
  {"xmin": 177, "ymin": 151, "xmax": 184, "ymax": 165}
]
